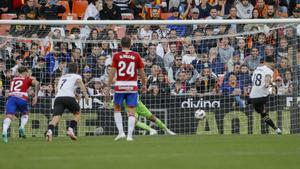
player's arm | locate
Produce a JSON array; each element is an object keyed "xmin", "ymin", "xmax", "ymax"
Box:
[
  {"xmin": 76, "ymin": 78, "xmax": 89, "ymax": 104},
  {"xmin": 31, "ymin": 77, "xmax": 40, "ymax": 106},
  {"xmin": 139, "ymin": 68, "xmax": 147, "ymax": 93},
  {"xmin": 107, "ymin": 67, "xmax": 116, "ymax": 89}
]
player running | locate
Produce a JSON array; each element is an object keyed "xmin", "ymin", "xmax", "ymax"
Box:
[
  {"xmin": 2, "ymin": 66, "xmax": 40, "ymax": 143},
  {"xmin": 123, "ymin": 100, "xmax": 176, "ymax": 135},
  {"xmin": 45, "ymin": 63, "xmax": 89, "ymax": 141},
  {"xmin": 249, "ymin": 56, "xmax": 282, "ymax": 134},
  {"xmin": 107, "ymin": 36, "xmax": 147, "ymax": 141}
]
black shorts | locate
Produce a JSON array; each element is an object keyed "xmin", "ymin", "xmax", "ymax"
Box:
[
  {"xmin": 53, "ymin": 97, "xmax": 80, "ymax": 116},
  {"xmin": 251, "ymin": 96, "xmax": 268, "ymax": 114}
]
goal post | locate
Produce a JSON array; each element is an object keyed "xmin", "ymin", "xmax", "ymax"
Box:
[{"xmin": 0, "ymin": 19, "xmax": 299, "ymax": 137}]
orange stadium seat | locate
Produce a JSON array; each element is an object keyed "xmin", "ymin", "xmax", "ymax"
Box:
[
  {"xmin": 58, "ymin": 1, "xmax": 71, "ymax": 17},
  {"xmin": 1, "ymin": 13, "xmax": 17, "ymax": 20},
  {"xmin": 72, "ymin": 0, "xmax": 89, "ymax": 19},
  {"xmin": 160, "ymin": 13, "xmax": 172, "ymax": 20}
]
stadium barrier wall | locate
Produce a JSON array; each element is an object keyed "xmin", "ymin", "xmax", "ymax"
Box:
[{"xmin": 0, "ymin": 95, "xmax": 297, "ymax": 137}]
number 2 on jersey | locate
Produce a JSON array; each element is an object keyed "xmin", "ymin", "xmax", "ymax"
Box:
[
  {"xmin": 118, "ymin": 61, "xmax": 135, "ymax": 77},
  {"xmin": 253, "ymin": 73, "xmax": 262, "ymax": 86},
  {"xmin": 60, "ymin": 79, "xmax": 67, "ymax": 89}
]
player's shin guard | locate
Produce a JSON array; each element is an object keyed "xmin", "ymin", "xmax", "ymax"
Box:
[
  {"xmin": 127, "ymin": 115, "xmax": 135, "ymax": 139},
  {"xmin": 261, "ymin": 113, "xmax": 277, "ymax": 130},
  {"xmin": 2, "ymin": 118, "xmax": 11, "ymax": 135}
]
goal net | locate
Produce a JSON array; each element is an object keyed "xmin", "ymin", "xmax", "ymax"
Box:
[{"xmin": 0, "ymin": 19, "xmax": 299, "ymax": 137}]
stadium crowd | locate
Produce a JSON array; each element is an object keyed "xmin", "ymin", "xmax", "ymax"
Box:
[{"xmin": 0, "ymin": 0, "xmax": 299, "ymax": 107}]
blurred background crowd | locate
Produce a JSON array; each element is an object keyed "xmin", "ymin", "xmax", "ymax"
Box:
[{"xmin": 0, "ymin": 0, "xmax": 299, "ymax": 108}]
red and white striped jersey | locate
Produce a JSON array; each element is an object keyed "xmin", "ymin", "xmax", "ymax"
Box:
[
  {"xmin": 112, "ymin": 50, "xmax": 144, "ymax": 93},
  {"xmin": 9, "ymin": 76, "xmax": 33, "ymax": 100}
]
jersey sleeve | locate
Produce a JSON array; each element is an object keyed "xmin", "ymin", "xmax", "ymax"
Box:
[
  {"xmin": 136, "ymin": 54, "xmax": 144, "ymax": 69},
  {"xmin": 111, "ymin": 54, "xmax": 118, "ymax": 69}
]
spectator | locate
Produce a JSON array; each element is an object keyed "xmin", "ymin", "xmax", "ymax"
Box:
[
  {"xmin": 239, "ymin": 64, "xmax": 251, "ymax": 94},
  {"xmin": 276, "ymin": 57, "xmax": 291, "ymax": 77},
  {"xmin": 191, "ymin": 52, "xmax": 209, "ymax": 73},
  {"xmin": 0, "ymin": 0, "xmax": 14, "ymax": 14},
  {"xmin": 171, "ymin": 80, "xmax": 184, "ymax": 95},
  {"xmin": 22, "ymin": 43, "xmax": 38, "ymax": 68},
  {"xmin": 145, "ymin": 43, "xmax": 164, "ymax": 68},
  {"xmin": 9, "ymin": 12, "xmax": 29, "ymax": 37},
  {"xmin": 21, "ymin": 0, "xmax": 39, "ymax": 19},
  {"xmin": 87, "ymin": 44, "xmax": 102, "ymax": 68},
  {"xmin": 182, "ymin": 44, "xmax": 197, "ymax": 64},
  {"xmin": 195, "ymin": 64, "xmax": 217, "ymax": 94},
  {"xmin": 235, "ymin": 0, "xmax": 254, "ymax": 19},
  {"xmin": 71, "ymin": 48, "xmax": 85, "ymax": 67},
  {"xmin": 11, "ymin": 56, "xmax": 23, "ymax": 76},
  {"xmin": 31, "ymin": 57, "xmax": 47, "ymax": 85},
  {"xmin": 149, "ymin": 83, "xmax": 160, "ymax": 96},
  {"xmin": 209, "ymin": 47, "xmax": 225, "ymax": 75},
  {"xmin": 197, "ymin": 0, "xmax": 212, "ymax": 18},
  {"xmin": 224, "ymin": 62, "xmax": 242, "ymax": 83},
  {"xmin": 227, "ymin": 51, "xmax": 243, "ymax": 72},
  {"xmin": 52, "ymin": 58, "xmax": 67, "ymax": 79},
  {"xmin": 157, "ymin": 72, "xmax": 170, "ymax": 94},
  {"xmin": 39, "ymin": 0, "xmax": 66, "ymax": 20},
  {"xmin": 93, "ymin": 55, "xmax": 106, "ymax": 77},
  {"xmin": 107, "ymin": 29, "xmax": 118, "ymax": 51},
  {"xmin": 244, "ymin": 47, "xmax": 261, "ymax": 71},
  {"xmin": 85, "ymin": 28, "xmax": 101, "ymax": 54},
  {"xmin": 147, "ymin": 64, "xmax": 160, "ymax": 87},
  {"xmin": 255, "ymin": 0, "xmax": 268, "ymax": 17},
  {"xmin": 265, "ymin": 4, "xmax": 278, "ymax": 19},
  {"xmin": 114, "ymin": 0, "xmax": 131, "ymax": 13},
  {"xmin": 254, "ymin": 33, "xmax": 267, "ymax": 57},
  {"xmin": 188, "ymin": 86, "xmax": 198, "ymax": 96},
  {"xmin": 84, "ymin": 0, "xmax": 102, "ymax": 20},
  {"xmin": 235, "ymin": 38, "xmax": 250, "ymax": 61},
  {"xmin": 276, "ymin": 37, "xmax": 289, "ymax": 59},
  {"xmin": 221, "ymin": 74, "xmax": 245, "ymax": 108},
  {"xmin": 44, "ymin": 83, "xmax": 55, "ymax": 96},
  {"xmin": 100, "ymin": 0, "xmax": 122, "ymax": 20},
  {"xmin": 283, "ymin": 70, "xmax": 293, "ymax": 88},
  {"xmin": 226, "ymin": 6, "xmax": 243, "ymax": 33},
  {"xmin": 99, "ymin": 65, "xmax": 111, "ymax": 85},
  {"xmin": 167, "ymin": 7, "xmax": 187, "ymax": 37},
  {"xmin": 218, "ymin": 37, "xmax": 235, "ymax": 63},
  {"xmin": 139, "ymin": 25, "xmax": 153, "ymax": 40},
  {"xmin": 82, "ymin": 67, "xmax": 94, "ymax": 85},
  {"xmin": 87, "ymin": 78, "xmax": 103, "ymax": 96}
]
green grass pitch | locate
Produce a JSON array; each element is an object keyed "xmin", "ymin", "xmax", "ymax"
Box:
[{"xmin": 0, "ymin": 135, "xmax": 299, "ymax": 169}]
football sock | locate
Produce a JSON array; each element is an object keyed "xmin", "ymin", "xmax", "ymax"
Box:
[
  {"xmin": 155, "ymin": 118, "xmax": 167, "ymax": 130},
  {"xmin": 48, "ymin": 124, "xmax": 54, "ymax": 132},
  {"xmin": 262, "ymin": 114, "xmax": 277, "ymax": 130},
  {"xmin": 114, "ymin": 112, "xmax": 124, "ymax": 134},
  {"xmin": 69, "ymin": 120, "xmax": 77, "ymax": 130},
  {"xmin": 2, "ymin": 118, "xmax": 11, "ymax": 135},
  {"xmin": 20, "ymin": 114, "xmax": 29, "ymax": 129},
  {"xmin": 127, "ymin": 116, "xmax": 135, "ymax": 138},
  {"xmin": 136, "ymin": 121, "xmax": 151, "ymax": 132}
]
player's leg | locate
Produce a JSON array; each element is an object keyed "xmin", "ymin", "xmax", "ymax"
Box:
[
  {"xmin": 125, "ymin": 93, "xmax": 138, "ymax": 141},
  {"xmin": 113, "ymin": 93, "xmax": 126, "ymax": 140},
  {"xmin": 2, "ymin": 97, "xmax": 17, "ymax": 143},
  {"xmin": 18, "ymin": 99, "xmax": 30, "ymax": 139},
  {"xmin": 66, "ymin": 98, "xmax": 81, "ymax": 141},
  {"xmin": 253, "ymin": 98, "xmax": 281, "ymax": 134},
  {"xmin": 138, "ymin": 101, "xmax": 175, "ymax": 135},
  {"xmin": 46, "ymin": 98, "xmax": 64, "ymax": 141}
]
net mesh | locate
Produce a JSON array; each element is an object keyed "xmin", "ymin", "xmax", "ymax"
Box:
[{"xmin": 0, "ymin": 21, "xmax": 300, "ymax": 137}]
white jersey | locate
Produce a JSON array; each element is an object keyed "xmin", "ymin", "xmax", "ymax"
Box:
[
  {"xmin": 56, "ymin": 74, "xmax": 82, "ymax": 98},
  {"xmin": 250, "ymin": 65, "xmax": 273, "ymax": 98}
]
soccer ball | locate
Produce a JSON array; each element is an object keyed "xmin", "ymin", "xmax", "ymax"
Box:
[{"xmin": 195, "ymin": 109, "xmax": 206, "ymax": 120}]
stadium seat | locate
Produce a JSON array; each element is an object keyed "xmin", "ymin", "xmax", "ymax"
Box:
[
  {"xmin": 160, "ymin": 13, "xmax": 172, "ymax": 20},
  {"xmin": 72, "ymin": 0, "xmax": 89, "ymax": 19},
  {"xmin": 1, "ymin": 13, "xmax": 17, "ymax": 20},
  {"xmin": 62, "ymin": 13, "xmax": 78, "ymax": 20},
  {"xmin": 58, "ymin": 1, "xmax": 71, "ymax": 17}
]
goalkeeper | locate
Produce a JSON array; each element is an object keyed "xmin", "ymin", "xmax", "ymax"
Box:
[{"xmin": 110, "ymin": 99, "xmax": 176, "ymax": 135}]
